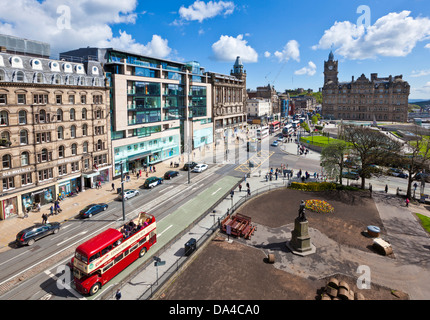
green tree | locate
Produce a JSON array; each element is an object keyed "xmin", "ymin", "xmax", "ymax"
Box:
[
  {"xmin": 321, "ymin": 141, "xmax": 350, "ymax": 185},
  {"xmin": 342, "ymin": 125, "xmax": 401, "ymax": 189}
]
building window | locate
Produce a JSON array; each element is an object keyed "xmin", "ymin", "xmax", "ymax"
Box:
[
  {"xmin": 35, "ymin": 73, "xmax": 44, "ymax": 84},
  {"xmin": 1, "ymin": 131, "xmax": 10, "ymax": 142},
  {"xmin": 82, "ymin": 124, "xmax": 88, "ymax": 136},
  {"xmin": 71, "ymin": 143, "xmax": 77, "ymax": 155},
  {"xmin": 58, "ymin": 145, "xmax": 65, "ymax": 158},
  {"xmin": 84, "ymin": 158, "xmax": 89, "ymax": 170},
  {"xmin": 38, "ymin": 109, "xmax": 47, "ymax": 123},
  {"xmin": 2, "ymin": 177, "xmax": 14, "ymax": 190},
  {"xmin": 21, "ymin": 173, "xmax": 32, "ymax": 186},
  {"xmin": 93, "ymin": 95, "xmax": 103, "ymax": 104},
  {"xmin": 71, "ymin": 161, "xmax": 79, "ymax": 172},
  {"xmin": 38, "ymin": 168, "xmax": 53, "ymax": 181},
  {"xmin": 82, "ymin": 108, "xmax": 87, "ymax": 120},
  {"xmin": 95, "ymin": 109, "xmax": 103, "ymax": 119},
  {"xmin": 58, "ymin": 164, "xmax": 67, "ymax": 176},
  {"xmin": 0, "ymin": 94, "xmax": 7, "ymax": 104},
  {"xmin": 17, "ymin": 94, "xmax": 26, "ymax": 104},
  {"xmin": 2, "ymin": 154, "xmax": 11, "ymax": 169},
  {"xmin": 33, "ymin": 94, "xmax": 48, "ymax": 104},
  {"xmin": 19, "ymin": 130, "xmax": 28, "ymax": 145},
  {"xmin": 71, "ymin": 125, "xmax": 76, "ymax": 138},
  {"xmin": 56, "ymin": 109, "xmax": 63, "ymax": 121},
  {"xmin": 56, "ymin": 95, "xmax": 62, "ymax": 104},
  {"xmin": 21, "ymin": 152, "xmax": 29, "ymax": 166},
  {"xmin": 16, "ymin": 71, "xmax": 24, "ymax": 82},
  {"xmin": 70, "ymin": 108, "xmax": 75, "ymax": 120},
  {"xmin": 96, "ymin": 139, "xmax": 104, "ymax": 151},
  {"xmin": 18, "ymin": 110, "xmax": 27, "ymax": 124},
  {"xmin": 0, "ymin": 70, "xmax": 5, "ymax": 81},
  {"xmin": 57, "ymin": 126, "xmax": 64, "ymax": 140},
  {"xmin": 0, "ymin": 111, "xmax": 7, "ymax": 125},
  {"xmin": 68, "ymin": 95, "xmax": 75, "ymax": 104},
  {"xmin": 95, "ymin": 126, "xmax": 104, "ymax": 135},
  {"xmin": 81, "ymin": 95, "xmax": 86, "ymax": 104},
  {"xmin": 83, "ymin": 141, "xmax": 89, "ymax": 153},
  {"xmin": 37, "ymin": 149, "xmax": 51, "ymax": 163}
]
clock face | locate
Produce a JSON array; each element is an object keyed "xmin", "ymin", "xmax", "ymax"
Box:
[{"xmin": 328, "ymin": 65, "xmax": 333, "ymax": 70}]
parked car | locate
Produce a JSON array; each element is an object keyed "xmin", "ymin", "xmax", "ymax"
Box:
[
  {"xmin": 277, "ymin": 137, "xmax": 284, "ymax": 142},
  {"xmin": 271, "ymin": 141, "xmax": 279, "ymax": 147},
  {"xmin": 143, "ymin": 176, "xmax": 163, "ymax": 189},
  {"xmin": 414, "ymin": 172, "xmax": 430, "ymax": 183},
  {"xmin": 79, "ymin": 203, "xmax": 108, "ymax": 218},
  {"xmin": 192, "ymin": 164, "xmax": 208, "ymax": 173},
  {"xmin": 164, "ymin": 170, "xmax": 179, "ymax": 179},
  {"xmin": 119, "ymin": 189, "xmax": 139, "ymax": 201},
  {"xmin": 387, "ymin": 168, "xmax": 408, "ymax": 179},
  {"xmin": 183, "ymin": 162, "xmax": 198, "ymax": 171},
  {"xmin": 16, "ymin": 222, "xmax": 61, "ymax": 246},
  {"xmin": 342, "ymin": 171, "xmax": 360, "ymax": 180}
]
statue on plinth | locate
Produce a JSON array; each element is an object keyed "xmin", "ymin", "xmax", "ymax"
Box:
[{"xmin": 298, "ymin": 200, "xmax": 307, "ymax": 222}]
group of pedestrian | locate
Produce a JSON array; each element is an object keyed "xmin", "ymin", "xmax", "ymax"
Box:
[{"xmin": 297, "ymin": 144, "xmax": 309, "ymax": 156}]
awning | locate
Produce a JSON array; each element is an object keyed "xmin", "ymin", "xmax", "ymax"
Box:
[
  {"xmin": 128, "ymin": 151, "xmax": 153, "ymax": 162},
  {"xmin": 83, "ymin": 171, "xmax": 100, "ymax": 178}
]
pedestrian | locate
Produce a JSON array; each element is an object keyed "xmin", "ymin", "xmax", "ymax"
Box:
[
  {"xmin": 111, "ymin": 182, "xmax": 115, "ymax": 191},
  {"xmin": 49, "ymin": 205, "xmax": 54, "ymax": 216},
  {"xmin": 139, "ymin": 169, "xmax": 142, "ymax": 177},
  {"xmin": 239, "ymin": 184, "xmax": 242, "ymax": 192},
  {"xmin": 385, "ymin": 184, "xmax": 388, "ymax": 193},
  {"xmin": 246, "ymin": 182, "xmax": 250, "ymax": 190},
  {"xmin": 369, "ymin": 183, "xmax": 373, "ymax": 198},
  {"xmin": 42, "ymin": 213, "xmax": 48, "ymax": 224},
  {"xmin": 98, "ymin": 181, "xmax": 102, "ymax": 189},
  {"xmin": 153, "ymin": 165, "xmax": 156, "ymax": 173},
  {"xmin": 115, "ymin": 289, "xmax": 122, "ymax": 300},
  {"xmin": 55, "ymin": 202, "xmax": 62, "ymax": 214},
  {"xmin": 136, "ymin": 172, "xmax": 139, "ymax": 180},
  {"xmin": 247, "ymin": 187, "xmax": 251, "ymax": 196},
  {"xmin": 230, "ymin": 190, "xmax": 234, "ymax": 198},
  {"xmin": 405, "ymin": 198, "xmax": 410, "ymax": 207}
]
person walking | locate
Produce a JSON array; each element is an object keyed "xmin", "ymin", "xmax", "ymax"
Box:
[
  {"xmin": 238, "ymin": 184, "xmax": 242, "ymax": 192},
  {"xmin": 49, "ymin": 205, "xmax": 54, "ymax": 216},
  {"xmin": 405, "ymin": 198, "xmax": 410, "ymax": 207},
  {"xmin": 115, "ymin": 289, "xmax": 122, "ymax": 300},
  {"xmin": 55, "ymin": 202, "xmax": 62, "ymax": 214},
  {"xmin": 42, "ymin": 213, "xmax": 48, "ymax": 224},
  {"xmin": 369, "ymin": 183, "xmax": 373, "ymax": 198},
  {"xmin": 111, "ymin": 182, "xmax": 115, "ymax": 191},
  {"xmin": 385, "ymin": 184, "xmax": 388, "ymax": 193},
  {"xmin": 247, "ymin": 187, "xmax": 251, "ymax": 196}
]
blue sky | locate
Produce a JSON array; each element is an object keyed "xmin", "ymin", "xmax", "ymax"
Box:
[{"xmin": 2, "ymin": 0, "xmax": 430, "ymax": 99}]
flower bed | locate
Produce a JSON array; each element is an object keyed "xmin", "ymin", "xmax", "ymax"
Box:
[{"xmin": 305, "ymin": 199, "xmax": 334, "ymax": 214}]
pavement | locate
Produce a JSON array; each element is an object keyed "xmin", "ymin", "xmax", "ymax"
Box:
[{"xmin": 2, "ymin": 126, "xmax": 430, "ymax": 300}]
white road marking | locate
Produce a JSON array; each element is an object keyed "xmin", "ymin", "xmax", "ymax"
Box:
[
  {"xmin": 56, "ymin": 231, "xmax": 88, "ymax": 246},
  {"xmin": 157, "ymin": 225, "xmax": 172, "ymax": 238},
  {"xmin": 211, "ymin": 188, "xmax": 222, "ymax": 196}
]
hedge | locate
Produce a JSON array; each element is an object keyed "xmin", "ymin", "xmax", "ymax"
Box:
[{"xmin": 289, "ymin": 182, "xmax": 337, "ymax": 191}]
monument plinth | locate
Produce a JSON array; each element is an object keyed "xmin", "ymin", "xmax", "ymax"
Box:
[{"xmin": 286, "ymin": 200, "xmax": 316, "ymax": 256}]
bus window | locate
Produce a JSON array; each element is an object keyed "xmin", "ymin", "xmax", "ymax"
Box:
[
  {"xmin": 75, "ymin": 251, "xmax": 88, "ymax": 264},
  {"xmin": 101, "ymin": 245, "xmax": 113, "ymax": 256},
  {"xmin": 89, "ymin": 252, "xmax": 101, "ymax": 263}
]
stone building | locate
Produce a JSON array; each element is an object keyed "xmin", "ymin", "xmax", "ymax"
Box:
[
  {"xmin": 322, "ymin": 51, "xmax": 410, "ymax": 122},
  {"xmin": 207, "ymin": 56, "xmax": 247, "ymax": 146},
  {"xmin": 247, "ymin": 83, "xmax": 280, "ymax": 121},
  {"xmin": 0, "ymin": 35, "xmax": 110, "ymax": 219},
  {"xmin": 60, "ymin": 47, "xmax": 214, "ymax": 177}
]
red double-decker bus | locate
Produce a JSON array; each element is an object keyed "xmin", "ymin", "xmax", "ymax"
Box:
[{"xmin": 71, "ymin": 212, "xmax": 156, "ymax": 295}]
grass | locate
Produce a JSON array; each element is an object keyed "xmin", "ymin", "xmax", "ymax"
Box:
[
  {"xmin": 300, "ymin": 135, "xmax": 349, "ymax": 147},
  {"xmin": 416, "ymin": 213, "xmax": 430, "ymax": 234}
]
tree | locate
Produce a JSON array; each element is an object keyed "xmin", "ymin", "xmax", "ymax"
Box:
[
  {"xmin": 321, "ymin": 140, "xmax": 350, "ymax": 185},
  {"xmin": 341, "ymin": 125, "xmax": 401, "ymax": 189},
  {"xmin": 390, "ymin": 126, "xmax": 430, "ymax": 199}
]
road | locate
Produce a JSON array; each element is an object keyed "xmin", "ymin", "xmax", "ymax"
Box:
[{"xmin": 2, "ymin": 131, "xmax": 404, "ymax": 300}]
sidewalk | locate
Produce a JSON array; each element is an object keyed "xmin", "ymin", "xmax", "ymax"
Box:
[{"xmin": 0, "ymin": 159, "xmax": 185, "ymax": 253}]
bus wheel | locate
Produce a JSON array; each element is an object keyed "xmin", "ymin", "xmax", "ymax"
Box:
[
  {"xmin": 139, "ymin": 247, "xmax": 147, "ymax": 258},
  {"xmin": 89, "ymin": 282, "xmax": 101, "ymax": 296}
]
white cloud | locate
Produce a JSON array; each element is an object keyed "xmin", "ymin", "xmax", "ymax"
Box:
[
  {"xmin": 0, "ymin": 0, "xmax": 173, "ymax": 58},
  {"xmin": 294, "ymin": 61, "xmax": 317, "ymax": 76},
  {"xmin": 425, "ymin": 44, "xmax": 430, "ymax": 50},
  {"xmin": 412, "ymin": 82, "xmax": 430, "ymax": 95},
  {"xmin": 264, "ymin": 51, "xmax": 271, "ymax": 58},
  {"xmin": 274, "ymin": 40, "xmax": 300, "ymax": 63},
  {"xmin": 410, "ymin": 69, "xmax": 430, "ymax": 78},
  {"xmin": 178, "ymin": 0, "xmax": 235, "ymax": 23},
  {"xmin": 211, "ymin": 34, "xmax": 258, "ymax": 63},
  {"xmin": 100, "ymin": 32, "xmax": 172, "ymax": 59},
  {"xmin": 313, "ymin": 11, "xmax": 430, "ymax": 60}
]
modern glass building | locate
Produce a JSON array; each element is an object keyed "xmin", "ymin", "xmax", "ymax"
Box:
[{"xmin": 60, "ymin": 48, "xmax": 213, "ymax": 177}]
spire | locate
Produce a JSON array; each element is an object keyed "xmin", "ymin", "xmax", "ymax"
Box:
[
  {"xmin": 232, "ymin": 56, "xmax": 245, "ymax": 77},
  {"xmin": 328, "ymin": 50, "xmax": 334, "ymax": 61}
]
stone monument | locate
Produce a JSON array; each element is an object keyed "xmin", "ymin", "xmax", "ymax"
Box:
[{"xmin": 286, "ymin": 200, "xmax": 316, "ymax": 256}]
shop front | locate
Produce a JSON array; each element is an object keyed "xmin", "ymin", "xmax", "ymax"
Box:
[
  {"xmin": 0, "ymin": 196, "xmax": 18, "ymax": 220},
  {"xmin": 21, "ymin": 185, "xmax": 55, "ymax": 211}
]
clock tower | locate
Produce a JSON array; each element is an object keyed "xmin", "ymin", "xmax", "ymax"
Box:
[{"xmin": 324, "ymin": 50, "xmax": 338, "ymax": 85}]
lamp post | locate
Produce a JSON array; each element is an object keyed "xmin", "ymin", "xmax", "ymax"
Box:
[
  {"xmin": 153, "ymin": 256, "xmax": 165, "ymax": 286},
  {"xmin": 120, "ymin": 160, "xmax": 125, "ymax": 221}
]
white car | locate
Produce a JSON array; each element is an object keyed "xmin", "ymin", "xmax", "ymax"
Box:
[
  {"xmin": 120, "ymin": 189, "xmax": 140, "ymax": 200},
  {"xmin": 192, "ymin": 164, "xmax": 208, "ymax": 173}
]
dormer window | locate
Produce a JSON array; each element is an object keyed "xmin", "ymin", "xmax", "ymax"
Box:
[
  {"xmin": 75, "ymin": 65, "xmax": 85, "ymax": 74},
  {"xmin": 10, "ymin": 56, "xmax": 23, "ymax": 68},
  {"xmin": 63, "ymin": 63, "xmax": 72, "ymax": 73},
  {"xmin": 91, "ymin": 66, "xmax": 99, "ymax": 75},
  {"xmin": 31, "ymin": 59, "xmax": 43, "ymax": 70},
  {"xmin": 15, "ymin": 71, "xmax": 25, "ymax": 82},
  {"xmin": 50, "ymin": 61, "xmax": 60, "ymax": 72}
]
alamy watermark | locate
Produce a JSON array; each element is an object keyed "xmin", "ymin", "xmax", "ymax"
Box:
[
  {"xmin": 57, "ymin": 5, "xmax": 71, "ymax": 30},
  {"xmin": 357, "ymin": 5, "xmax": 371, "ymax": 28}
]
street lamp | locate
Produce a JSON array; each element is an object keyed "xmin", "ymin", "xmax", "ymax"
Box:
[
  {"xmin": 153, "ymin": 256, "xmax": 165, "ymax": 286},
  {"xmin": 120, "ymin": 161, "xmax": 125, "ymax": 221}
]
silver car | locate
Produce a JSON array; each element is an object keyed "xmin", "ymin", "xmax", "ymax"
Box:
[
  {"xmin": 192, "ymin": 164, "xmax": 208, "ymax": 173},
  {"xmin": 120, "ymin": 189, "xmax": 140, "ymax": 200}
]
